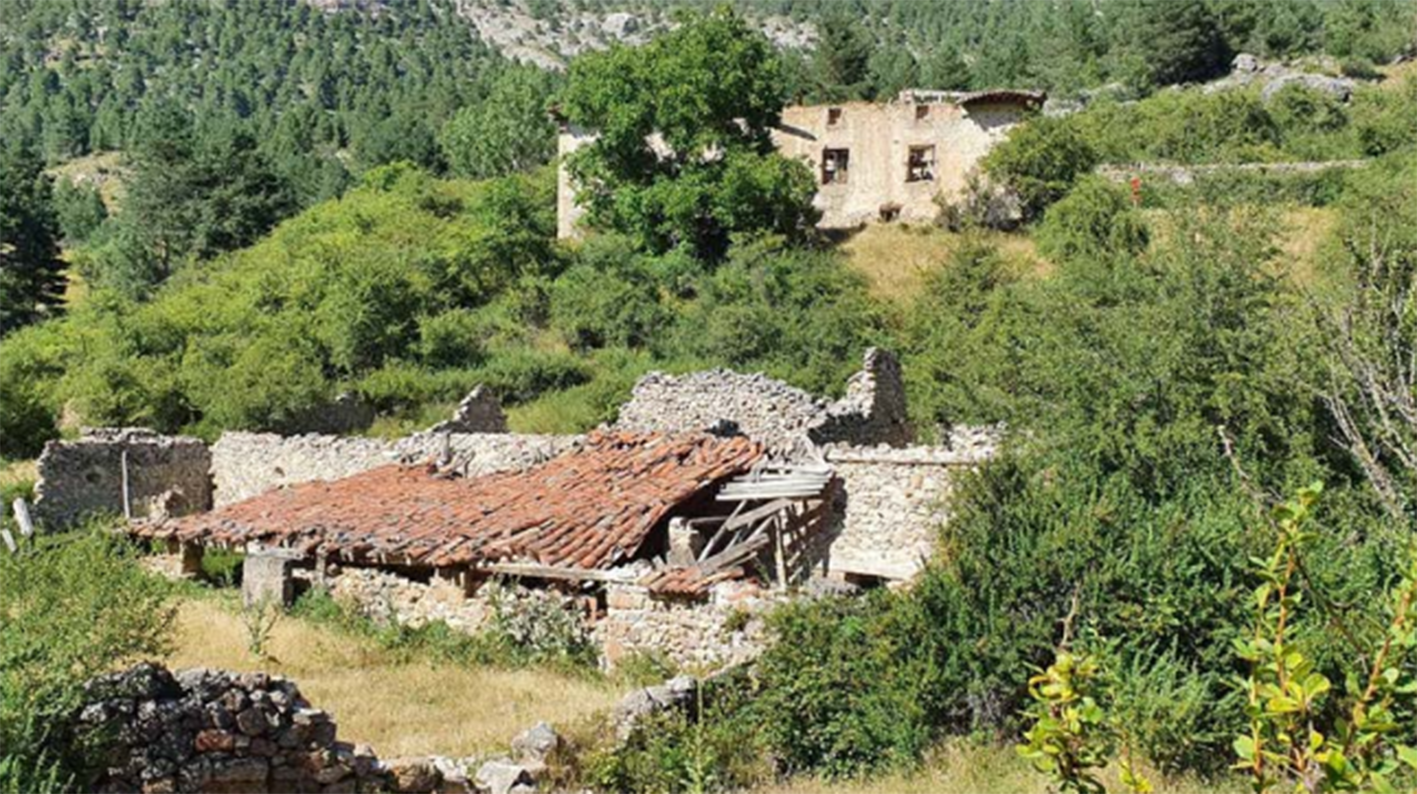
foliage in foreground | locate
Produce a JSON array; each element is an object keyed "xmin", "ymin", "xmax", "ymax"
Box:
[{"xmin": 0, "ymin": 529, "xmax": 174, "ymax": 791}]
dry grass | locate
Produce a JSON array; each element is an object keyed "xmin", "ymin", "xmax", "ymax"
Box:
[
  {"xmin": 1276, "ymin": 206, "xmax": 1339, "ymax": 287},
  {"xmin": 164, "ymin": 597, "xmax": 626, "ymax": 757},
  {"xmin": 755, "ymin": 741, "xmax": 1242, "ymax": 794},
  {"xmin": 837, "ymin": 224, "xmax": 1046, "ymax": 303},
  {"xmin": 0, "ymin": 459, "xmax": 37, "ymax": 492}
]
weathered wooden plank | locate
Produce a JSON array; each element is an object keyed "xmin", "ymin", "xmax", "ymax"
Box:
[
  {"xmin": 482, "ymin": 562, "xmax": 637, "ymax": 583},
  {"xmin": 11, "ymin": 498, "xmax": 34, "ymax": 537}
]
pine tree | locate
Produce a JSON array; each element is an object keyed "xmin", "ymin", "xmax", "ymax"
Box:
[{"xmin": 0, "ymin": 142, "xmax": 65, "ymax": 336}]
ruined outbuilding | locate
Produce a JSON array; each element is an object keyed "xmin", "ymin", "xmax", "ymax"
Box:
[{"xmin": 38, "ymin": 351, "xmax": 997, "ymax": 669}]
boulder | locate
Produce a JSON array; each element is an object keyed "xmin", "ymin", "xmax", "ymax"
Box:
[
  {"xmin": 511, "ymin": 721, "xmax": 560, "ymax": 774},
  {"xmin": 600, "ymin": 12, "xmax": 639, "ymax": 39},
  {"xmin": 474, "ymin": 759, "xmax": 534, "ymax": 794},
  {"xmin": 386, "ymin": 757, "xmax": 441, "ymax": 793},
  {"xmin": 1261, "ymin": 72, "xmax": 1355, "ymax": 103},
  {"xmin": 612, "ymin": 675, "xmax": 699, "ymax": 740}
]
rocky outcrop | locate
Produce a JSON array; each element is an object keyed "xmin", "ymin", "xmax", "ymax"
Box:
[
  {"xmin": 446, "ymin": 0, "xmax": 815, "ymax": 70},
  {"xmin": 1208, "ymin": 52, "xmax": 1357, "ymax": 101}
]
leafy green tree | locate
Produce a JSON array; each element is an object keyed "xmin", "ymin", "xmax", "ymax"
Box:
[
  {"xmin": 983, "ymin": 115, "xmax": 1098, "ymax": 221},
  {"xmin": 558, "ymin": 9, "xmax": 817, "ymax": 260},
  {"xmin": 0, "ymin": 143, "xmax": 64, "ymax": 336},
  {"xmin": 440, "ymin": 67, "xmax": 560, "ymax": 180}
]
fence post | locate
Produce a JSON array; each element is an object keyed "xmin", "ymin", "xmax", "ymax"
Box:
[{"xmin": 12, "ymin": 498, "xmax": 34, "ymax": 538}]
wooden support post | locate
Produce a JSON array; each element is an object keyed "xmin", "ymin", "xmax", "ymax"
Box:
[
  {"xmin": 120, "ymin": 449, "xmax": 132, "ymax": 520},
  {"xmin": 774, "ymin": 513, "xmax": 788, "ymax": 590},
  {"xmin": 11, "ymin": 498, "xmax": 34, "ymax": 537}
]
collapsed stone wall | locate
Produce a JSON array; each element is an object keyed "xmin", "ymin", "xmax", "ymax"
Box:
[
  {"xmin": 78, "ymin": 663, "xmax": 459, "ymax": 794},
  {"xmin": 614, "ymin": 348, "xmax": 912, "ymax": 449},
  {"xmin": 35, "ymin": 428, "xmax": 213, "ymax": 528},
  {"xmin": 211, "ymin": 432, "xmax": 580, "ymax": 506},
  {"xmin": 822, "ymin": 443, "xmax": 993, "ymax": 580}
]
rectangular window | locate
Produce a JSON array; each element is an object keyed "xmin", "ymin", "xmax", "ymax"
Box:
[
  {"xmin": 821, "ymin": 148, "xmax": 850, "ymax": 185},
  {"xmin": 914, "ymin": 104, "xmax": 930, "ymax": 121},
  {"xmin": 827, "ymin": 107, "xmax": 843, "ymax": 126},
  {"xmin": 907, "ymin": 145, "xmax": 936, "ymax": 183}
]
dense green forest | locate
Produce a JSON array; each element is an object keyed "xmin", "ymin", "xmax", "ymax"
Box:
[{"xmin": 744, "ymin": 0, "xmax": 1417, "ymax": 99}]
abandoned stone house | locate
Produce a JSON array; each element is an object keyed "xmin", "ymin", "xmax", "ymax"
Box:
[
  {"xmin": 556, "ymin": 88, "xmax": 1045, "ymax": 237},
  {"xmin": 33, "ymin": 349, "xmax": 998, "ymax": 670}
]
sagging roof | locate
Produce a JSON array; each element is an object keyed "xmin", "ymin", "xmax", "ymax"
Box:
[{"xmin": 135, "ymin": 431, "xmax": 764, "ymax": 571}]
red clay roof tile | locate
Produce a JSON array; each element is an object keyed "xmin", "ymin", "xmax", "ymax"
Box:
[{"xmin": 134, "ymin": 431, "xmax": 763, "ymax": 571}]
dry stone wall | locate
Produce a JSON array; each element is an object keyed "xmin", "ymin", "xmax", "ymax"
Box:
[
  {"xmin": 78, "ymin": 663, "xmax": 459, "ymax": 794},
  {"xmin": 323, "ymin": 567, "xmax": 490, "ymax": 634},
  {"xmin": 596, "ymin": 580, "xmax": 781, "ymax": 672},
  {"xmin": 822, "ymin": 444, "xmax": 993, "ymax": 580},
  {"xmin": 35, "ymin": 428, "xmax": 212, "ymax": 528},
  {"xmin": 614, "ymin": 348, "xmax": 912, "ymax": 450},
  {"xmin": 211, "ymin": 432, "xmax": 580, "ymax": 506}
]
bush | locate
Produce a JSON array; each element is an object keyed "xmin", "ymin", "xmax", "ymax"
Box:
[
  {"xmin": 584, "ymin": 674, "xmax": 766, "ymax": 794},
  {"xmin": 550, "ymin": 261, "xmax": 667, "ymax": 351},
  {"xmin": 1036, "ymin": 177, "xmax": 1150, "ymax": 262},
  {"xmin": 983, "ymin": 115, "xmax": 1098, "ymax": 221},
  {"xmin": 751, "ymin": 594, "xmax": 939, "ymax": 777},
  {"xmin": 0, "ymin": 529, "xmax": 174, "ymax": 790}
]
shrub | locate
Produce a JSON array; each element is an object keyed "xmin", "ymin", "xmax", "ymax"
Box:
[
  {"xmin": 0, "ymin": 529, "xmax": 174, "ymax": 790},
  {"xmin": 417, "ymin": 309, "xmax": 489, "ymax": 370},
  {"xmin": 549, "ymin": 261, "xmax": 667, "ymax": 351},
  {"xmin": 1036, "ymin": 177, "xmax": 1150, "ymax": 263},
  {"xmin": 983, "ymin": 115, "xmax": 1098, "ymax": 221},
  {"xmin": 584, "ymin": 675, "xmax": 766, "ymax": 794},
  {"xmin": 751, "ymin": 594, "xmax": 939, "ymax": 777}
]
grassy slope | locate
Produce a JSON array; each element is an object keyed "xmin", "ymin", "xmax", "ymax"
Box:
[
  {"xmin": 165, "ymin": 597, "xmax": 626, "ymax": 757},
  {"xmin": 841, "ymin": 207, "xmax": 1336, "ymax": 307}
]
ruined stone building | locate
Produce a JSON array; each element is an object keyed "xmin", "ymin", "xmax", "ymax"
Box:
[
  {"xmin": 556, "ymin": 89, "xmax": 1045, "ymax": 237},
  {"xmin": 34, "ymin": 350, "xmax": 999, "ymax": 670}
]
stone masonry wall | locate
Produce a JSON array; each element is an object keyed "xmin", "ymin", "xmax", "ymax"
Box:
[
  {"xmin": 822, "ymin": 444, "xmax": 993, "ymax": 580},
  {"xmin": 35, "ymin": 428, "xmax": 212, "ymax": 528},
  {"xmin": 596, "ymin": 580, "xmax": 781, "ymax": 672},
  {"xmin": 614, "ymin": 348, "xmax": 912, "ymax": 450},
  {"xmin": 78, "ymin": 663, "xmax": 460, "ymax": 794},
  {"xmin": 211, "ymin": 432, "xmax": 580, "ymax": 506},
  {"xmin": 323, "ymin": 567, "xmax": 491, "ymax": 634}
]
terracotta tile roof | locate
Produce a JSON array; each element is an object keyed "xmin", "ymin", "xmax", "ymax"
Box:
[{"xmin": 135, "ymin": 431, "xmax": 763, "ymax": 571}]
